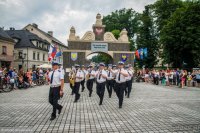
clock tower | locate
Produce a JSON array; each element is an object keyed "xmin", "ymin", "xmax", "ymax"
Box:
[{"xmin": 92, "ymin": 13, "xmax": 105, "ymax": 41}]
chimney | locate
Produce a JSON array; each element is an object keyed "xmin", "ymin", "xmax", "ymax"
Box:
[
  {"xmin": 32, "ymin": 23, "xmax": 38, "ymax": 28},
  {"xmin": 48, "ymin": 31, "xmax": 53, "ymax": 36}
]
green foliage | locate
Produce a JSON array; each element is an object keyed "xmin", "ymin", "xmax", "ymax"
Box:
[
  {"xmin": 136, "ymin": 5, "xmax": 159, "ymax": 68},
  {"xmin": 90, "ymin": 53, "xmax": 113, "ymax": 64},
  {"xmin": 111, "ymin": 29, "xmax": 120, "ymax": 39},
  {"xmin": 102, "ymin": 8, "xmax": 140, "ymax": 51},
  {"xmin": 161, "ymin": 1, "xmax": 200, "ymax": 68}
]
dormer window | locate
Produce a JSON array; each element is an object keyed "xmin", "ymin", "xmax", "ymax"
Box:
[{"xmin": 36, "ymin": 41, "xmax": 39, "ymax": 47}]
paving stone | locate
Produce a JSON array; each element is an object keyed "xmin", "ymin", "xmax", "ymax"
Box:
[{"xmin": 0, "ymin": 83, "xmax": 200, "ymax": 132}]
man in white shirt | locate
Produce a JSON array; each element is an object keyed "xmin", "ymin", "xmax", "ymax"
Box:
[
  {"xmin": 111, "ymin": 61, "xmax": 128, "ymax": 108},
  {"xmin": 125, "ymin": 64, "xmax": 133, "ymax": 98},
  {"xmin": 81, "ymin": 65, "xmax": 86, "ymax": 92},
  {"xmin": 86, "ymin": 65, "xmax": 96, "ymax": 97},
  {"xmin": 74, "ymin": 64, "xmax": 84, "ymax": 103},
  {"xmin": 106, "ymin": 64, "xmax": 114, "ymax": 98},
  {"xmin": 96, "ymin": 63, "xmax": 107, "ymax": 105},
  {"xmin": 48, "ymin": 62, "xmax": 64, "ymax": 121}
]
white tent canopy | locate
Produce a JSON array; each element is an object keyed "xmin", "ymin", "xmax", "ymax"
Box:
[{"xmin": 36, "ymin": 64, "xmax": 52, "ymax": 69}]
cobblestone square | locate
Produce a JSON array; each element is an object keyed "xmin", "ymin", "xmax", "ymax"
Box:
[{"xmin": 0, "ymin": 83, "xmax": 200, "ymax": 133}]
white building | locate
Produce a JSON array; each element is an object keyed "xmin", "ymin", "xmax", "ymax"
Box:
[
  {"xmin": 23, "ymin": 23, "xmax": 68, "ymax": 64},
  {"xmin": 6, "ymin": 28, "xmax": 50, "ymax": 70}
]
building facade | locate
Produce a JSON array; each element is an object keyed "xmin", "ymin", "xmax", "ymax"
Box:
[
  {"xmin": 6, "ymin": 29, "xmax": 50, "ymax": 71},
  {"xmin": 23, "ymin": 24, "xmax": 68, "ymax": 64},
  {"xmin": 0, "ymin": 28, "xmax": 15, "ymax": 68}
]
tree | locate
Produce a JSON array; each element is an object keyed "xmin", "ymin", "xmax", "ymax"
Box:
[
  {"xmin": 136, "ymin": 5, "xmax": 159, "ymax": 68},
  {"xmin": 90, "ymin": 53, "xmax": 113, "ymax": 64},
  {"xmin": 161, "ymin": 1, "xmax": 200, "ymax": 68},
  {"xmin": 152, "ymin": 0, "xmax": 184, "ymax": 32},
  {"xmin": 103, "ymin": 8, "xmax": 140, "ymax": 51}
]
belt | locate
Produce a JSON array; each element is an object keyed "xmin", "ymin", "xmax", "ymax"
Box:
[
  {"xmin": 50, "ymin": 85, "xmax": 60, "ymax": 88},
  {"xmin": 116, "ymin": 82, "xmax": 126, "ymax": 84}
]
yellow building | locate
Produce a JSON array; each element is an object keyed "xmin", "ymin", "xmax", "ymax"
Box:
[{"xmin": 0, "ymin": 28, "xmax": 15, "ymax": 68}]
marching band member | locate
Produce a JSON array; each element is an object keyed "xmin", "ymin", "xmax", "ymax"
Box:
[
  {"xmin": 111, "ymin": 61, "xmax": 128, "ymax": 108},
  {"xmin": 86, "ymin": 65, "xmax": 96, "ymax": 97},
  {"xmin": 125, "ymin": 64, "xmax": 133, "ymax": 98},
  {"xmin": 96, "ymin": 63, "xmax": 107, "ymax": 105},
  {"xmin": 81, "ymin": 65, "xmax": 86, "ymax": 92},
  {"xmin": 48, "ymin": 62, "xmax": 64, "ymax": 120},
  {"xmin": 68, "ymin": 66, "xmax": 76, "ymax": 95},
  {"xmin": 74, "ymin": 64, "xmax": 84, "ymax": 103},
  {"xmin": 106, "ymin": 64, "xmax": 114, "ymax": 98}
]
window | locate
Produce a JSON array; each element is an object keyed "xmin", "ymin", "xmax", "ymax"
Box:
[
  {"xmin": 33, "ymin": 52, "xmax": 36, "ymax": 60},
  {"xmin": 37, "ymin": 52, "xmax": 40, "ymax": 60},
  {"xmin": 36, "ymin": 42, "xmax": 39, "ymax": 47},
  {"xmin": 2, "ymin": 46, "xmax": 7, "ymax": 55},
  {"xmin": 43, "ymin": 53, "xmax": 45, "ymax": 61}
]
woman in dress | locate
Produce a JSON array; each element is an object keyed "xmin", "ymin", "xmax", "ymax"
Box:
[{"xmin": 181, "ymin": 70, "xmax": 187, "ymax": 88}]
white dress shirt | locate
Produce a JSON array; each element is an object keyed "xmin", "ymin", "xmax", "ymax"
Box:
[
  {"xmin": 88, "ymin": 69, "xmax": 96, "ymax": 79},
  {"xmin": 75, "ymin": 70, "xmax": 84, "ymax": 82},
  {"xmin": 107, "ymin": 70, "xmax": 114, "ymax": 80},
  {"xmin": 115, "ymin": 68, "xmax": 128, "ymax": 83},
  {"xmin": 126, "ymin": 69, "xmax": 133, "ymax": 81},
  {"xmin": 49, "ymin": 69, "xmax": 64, "ymax": 86},
  {"xmin": 96, "ymin": 69, "xmax": 107, "ymax": 83}
]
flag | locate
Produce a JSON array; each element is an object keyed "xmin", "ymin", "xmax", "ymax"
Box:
[
  {"xmin": 139, "ymin": 48, "xmax": 143, "ymax": 60},
  {"xmin": 56, "ymin": 51, "xmax": 62, "ymax": 57},
  {"xmin": 48, "ymin": 44, "xmax": 53, "ymax": 54},
  {"xmin": 135, "ymin": 50, "xmax": 140, "ymax": 59},
  {"xmin": 51, "ymin": 46, "xmax": 57, "ymax": 58},
  {"xmin": 143, "ymin": 48, "xmax": 148, "ymax": 57}
]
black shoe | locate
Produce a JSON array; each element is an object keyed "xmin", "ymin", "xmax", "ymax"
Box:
[
  {"xmin": 89, "ymin": 94, "xmax": 91, "ymax": 97},
  {"xmin": 109, "ymin": 95, "xmax": 111, "ymax": 98},
  {"xmin": 125, "ymin": 92, "xmax": 127, "ymax": 96},
  {"xmin": 119, "ymin": 106, "xmax": 122, "ymax": 109},
  {"xmin": 74, "ymin": 100, "xmax": 77, "ymax": 103},
  {"xmin": 99, "ymin": 103, "xmax": 102, "ymax": 105},
  {"xmin": 58, "ymin": 106, "xmax": 63, "ymax": 114},
  {"xmin": 50, "ymin": 116, "xmax": 56, "ymax": 121}
]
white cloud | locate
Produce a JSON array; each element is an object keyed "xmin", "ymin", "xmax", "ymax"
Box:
[{"xmin": 0, "ymin": 0, "xmax": 156, "ymax": 45}]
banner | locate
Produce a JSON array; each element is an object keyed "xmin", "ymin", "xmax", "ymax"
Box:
[
  {"xmin": 71, "ymin": 52, "xmax": 78, "ymax": 61},
  {"xmin": 121, "ymin": 54, "xmax": 128, "ymax": 62},
  {"xmin": 139, "ymin": 48, "xmax": 144, "ymax": 60},
  {"xmin": 143, "ymin": 48, "xmax": 148, "ymax": 57}
]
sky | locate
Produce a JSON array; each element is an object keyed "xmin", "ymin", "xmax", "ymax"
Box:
[{"xmin": 0, "ymin": 0, "xmax": 156, "ymax": 46}]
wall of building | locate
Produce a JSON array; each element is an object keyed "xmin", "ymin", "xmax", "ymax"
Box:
[
  {"xmin": 13, "ymin": 48, "xmax": 48, "ymax": 70},
  {"xmin": 0, "ymin": 39, "xmax": 14, "ymax": 67},
  {"xmin": 68, "ymin": 41, "xmax": 130, "ymax": 51}
]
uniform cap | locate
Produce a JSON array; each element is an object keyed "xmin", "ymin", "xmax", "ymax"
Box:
[
  {"xmin": 118, "ymin": 61, "xmax": 124, "ymax": 65},
  {"xmin": 112, "ymin": 65, "xmax": 117, "ymax": 67},
  {"xmin": 52, "ymin": 61, "xmax": 59, "ymax": 66},
  {"xmin": 99, "ymin": 63, "xmax": 105, "ymax": 66},
  {"xmin": 75, "ymin": 64, "xmax": 80, "ymax": 67}
]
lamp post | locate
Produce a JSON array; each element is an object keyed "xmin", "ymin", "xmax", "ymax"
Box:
[{"xmin": 19, "ymin": 51, "xmax": 26, "ymax": 70}]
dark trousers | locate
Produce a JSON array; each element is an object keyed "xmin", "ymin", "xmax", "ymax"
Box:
[
  {"xmin": 106, "ymin": 80, "xmax": 113, "ymax": 97},
  {"xmin": 96, "ymin": 82, "xmax": 106, "ymax": 104},
  {"xmin": 125, "ymin": 80, "xmax": 132, "ymax": 97},
  {"xmin": 74, "ymin": 82, "xmax": 81, "ymax": 101},
  {"xmin": 86, "ymin": 79, "xmax": 94, "ymax": 96},
  {"xmin": 81, "ymin": 79, "xmax": 85, "ymax": 91},
  {"xmin": 49, "ymin": 86, "xmax": 62, "ymax": 117},
  {"xmin": 155, "ymin": 77, "xmax": 159, "ymax": 85},
  {"xmin": 115, "ymin": 82, "xmax": 126, "ymax": 107},
  {"xmin": 70, "ymin": 83, "xmax": 74, "ymax": 94},
  {"xmin": 177, "ymin": 77, "xmax": 180, "ymax": 86}
]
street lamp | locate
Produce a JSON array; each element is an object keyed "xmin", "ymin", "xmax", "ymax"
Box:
[{"xmin": 19, "ymin": 51, "xmax": 26, "ymax": 69}]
